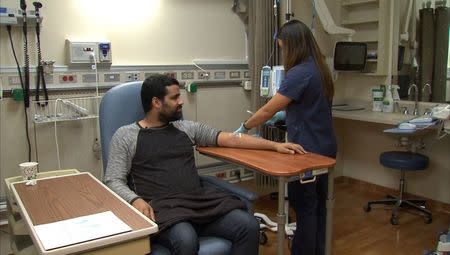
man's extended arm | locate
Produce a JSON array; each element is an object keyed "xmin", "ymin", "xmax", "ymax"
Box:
[
  {"xmin": 173, "ymin": 120, "xmax": 304, "ymax": 154},
  {"xmin": 217, "ymin": 132, "xmax": 306, "ymax": 154}
]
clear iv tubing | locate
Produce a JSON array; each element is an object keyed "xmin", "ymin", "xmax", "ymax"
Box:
[
  {"xmin": 53, "ymin": 55, "xmax": 100, "ymax": 173},
  {"xmin": 88, "ymin": 52, "xmax": 99, "ymax": 97},
  {"xmin": 90, "ymin": 52, "xmax": 103, "ymax": 180},
  {"xmin": 90, "ymin": 53, "xmax": 100, "ymax": 117},
  {"xmin": 192, "ymin": 61, "xmax": 207, "ymax": 72},
  {"xmin": 54, "ymin": 99, "xmax": 62, "ymax": 170}
]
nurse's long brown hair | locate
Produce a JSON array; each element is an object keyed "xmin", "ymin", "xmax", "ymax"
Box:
[{"xmin": 278, "ymin": 20, "xmax": 334, "ymax": 101}]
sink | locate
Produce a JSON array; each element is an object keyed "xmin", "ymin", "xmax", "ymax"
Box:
[{"xmin": 380, "ymin": 113, "xmax": 415, "ymax": 125}]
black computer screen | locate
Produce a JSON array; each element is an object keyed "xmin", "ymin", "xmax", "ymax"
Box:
[{"xmin": 334, "ymin": 42, "xmax": 367, "ymax": 71}]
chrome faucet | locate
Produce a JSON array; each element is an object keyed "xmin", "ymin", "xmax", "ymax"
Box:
[
  {"xmin": 408, "ymin": 84, "xmax": 419, "ymax": 115},
  {"xmin": 401, "ymin": 106, "xmax": 409, "ymax": 115},
  {"xmin": 422, "ymin": 83, "xmax": 432, "ymax": 102}
]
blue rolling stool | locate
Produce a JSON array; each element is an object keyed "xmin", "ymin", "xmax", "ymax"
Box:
[{"xmin": 363, "ymin": 151, "xmax": 432, "ymax": 225}]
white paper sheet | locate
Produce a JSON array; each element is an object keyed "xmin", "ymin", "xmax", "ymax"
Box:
[{"xmin": 34, "ymin": 211, "xmax": 132, "ymax": 250}]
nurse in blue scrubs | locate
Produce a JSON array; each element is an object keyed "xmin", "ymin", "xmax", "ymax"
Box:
[{"xmin": 236, "ymin": 20, "xmax": 337, "ymax": 255}]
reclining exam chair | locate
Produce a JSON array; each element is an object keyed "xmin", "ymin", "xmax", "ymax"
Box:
[{"xmin": 99, "ymin": 81, "xmax": 258, "ymax": 255}]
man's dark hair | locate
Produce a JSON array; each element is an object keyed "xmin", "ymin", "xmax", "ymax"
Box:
[{"xmin": 141, "ymin": 74, "xmax": 179, "ymax": 113}]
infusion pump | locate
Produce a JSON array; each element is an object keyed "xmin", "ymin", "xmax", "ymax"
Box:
[{"xmin": 260, "ymin": 65, "xmax": 284, "ymax": 98}]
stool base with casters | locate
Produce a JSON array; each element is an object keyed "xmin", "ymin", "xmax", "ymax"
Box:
[{"xmin": 363, "ymin": 151, "xmax": 432, "ymax": 225}]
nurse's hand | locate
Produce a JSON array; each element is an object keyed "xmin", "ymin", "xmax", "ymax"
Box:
[
  {"xmin": 265, "ymin": 111, "xmax": 286, "ymax": 126},
  {"xmin": 132, "ymin": 198, "xmax": 155, "ymax": 221},
  {"xmin": 275, "ymin": 142, "xmax": 306, "ymax": 154},
  {"xmin": 234, "ymin": 122, "xmax": 250, "ymax": 134}
]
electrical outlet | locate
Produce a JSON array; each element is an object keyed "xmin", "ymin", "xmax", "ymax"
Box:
[
  {"xmin": 181, "ymin": 71, "xmax": 194, "ymax": 80},
  {"xmin": 125, "ymin": 72, "xmax": 140, "ymax": 82},
  {"xmin": 104, "ymin": 73, "xmax": 120, "ymax": 82},
  {"xmin": 242, "ymin": 80, "xmax": 252, "ymax": 90},
  {"xmin": 240, "ymin": 169, "xmax": 254, "ymax": 180},
  {"xmin": 59, "ymin": 74, "xmax": 77, "ymax": 83},
  {"xmin": 44, "ymin": 74, "xmax": 54, "ymax": 84},
  {"xmin": 198, "ymin": 71, "xmax": 210, "ymax": 79},
  {"xmin": 229, "ymin": 169, "xmax": 240, "ymax": 177},
  {"xmin": 230, "ymin": 71, "xmax": 241, "ymax": 79},
  {"xmin": 144, "ymin": 72, "xmax": 159, "ymax": 78},
  {"xmin": 244, "ymin": 71, "xmax": 250, "ymax": 78},
  {"xmin": 164, "ymin": 72, "xmax": 177, "ymax": 79},
  {"xmin": 214, "ymin": 71, "xmax": 226, "ymax": 79},
  {"xmin": 8, "ymin": 76, "xmax": 22, "ymax": 86},
  {"xmin": 82, "ymin": 73, "xmax": 97, "ymax": 83},
  {"xmin": 215, "ymin": 171, "xmax": 226, "ymax": 179}
]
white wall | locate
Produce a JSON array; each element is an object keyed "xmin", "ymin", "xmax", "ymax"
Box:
[{"xmin": 0, "ymin": 0, "xmax": 246, "ymax": 66}]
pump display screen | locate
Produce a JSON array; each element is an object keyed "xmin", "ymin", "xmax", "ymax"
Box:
[{"xmin": 333, "ymin": 42, "xmax": 367, "ymax": 71}]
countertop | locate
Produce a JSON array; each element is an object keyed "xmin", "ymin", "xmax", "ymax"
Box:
[{"xmin": 332, "ymin": 109, "xmax": 415, "ymax": 125}]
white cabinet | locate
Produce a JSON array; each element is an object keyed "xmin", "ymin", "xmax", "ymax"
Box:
[{"xmin": 340, "ymin": 0, "xmax": 400, "ymax": 76}]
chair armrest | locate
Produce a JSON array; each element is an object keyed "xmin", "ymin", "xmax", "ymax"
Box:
[{"xmin": 199, "ymin": 175, "xmax": 258, "ymax": 203}]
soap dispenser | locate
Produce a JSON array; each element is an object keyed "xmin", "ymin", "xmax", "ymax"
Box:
[
  {"xmin": 392, "ymin": 85, "xmax": 400, "ymax": 101},
  {"xmin": 382, "ymin": 85, "xmax": 394, "ymax": 113}
]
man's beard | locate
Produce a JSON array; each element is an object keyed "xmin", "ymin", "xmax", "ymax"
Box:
[{"xmin": 159, "ymin": 107, "xmax": 183, "ymax": 123}]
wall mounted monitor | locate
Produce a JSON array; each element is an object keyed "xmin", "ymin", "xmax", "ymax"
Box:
[{"xmin": 333, "ymin": 42, "xmax": 367, "ymax": 71}]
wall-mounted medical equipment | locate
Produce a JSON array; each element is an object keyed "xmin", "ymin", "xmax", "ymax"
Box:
[
  {"xmin": 66, "ymin": 40, "xmax": 112, "ymax": 67},
  {"xmin": 20, "ymin": 0, "xmax": 31, "ymax": 108},
  {"xmin": 61, "ymin": 99, "xmax": 89, "ymax": 117},
  {"xmin": 33, "ymin": 97, "xmax": 99, "ymax": 123},
  {"xmin": 260, "ymin": 65, "xmax": 285, "ymax": 98},
  {"xmin": 0, "ymin": 6, "xmax": 42, "ymax": 26},
  {"xmin": 333, "ymin": 41, "xmax": 367, "ymax": 71},
  {"xmin": 33, "ymin": 1, "xmax": 48, "ymax": 106}
]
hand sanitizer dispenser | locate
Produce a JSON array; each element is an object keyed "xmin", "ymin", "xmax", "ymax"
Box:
[
  {"xmin": 382, "ymin": 85, "xmax": 394, "ymax": 113},
  {"xmin": 392, "ymin": 85, "xmax": 400, "ymax": 101}
]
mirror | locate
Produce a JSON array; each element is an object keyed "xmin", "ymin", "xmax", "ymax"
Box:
[{"xmin": 397, "ymin": 0, "xmax": 449, "ymax": 104}]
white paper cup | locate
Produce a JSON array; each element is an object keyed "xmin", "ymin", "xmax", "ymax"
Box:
[{"xmin": 19, "ymin": 162, "xmax": 38, "ymax": 181}]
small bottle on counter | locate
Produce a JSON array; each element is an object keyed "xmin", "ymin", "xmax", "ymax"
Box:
[
  {"xmin": 392, "ymin": 85, "xmax": 400, "ymax": 100},
  {"xmin": 382, "ymin": 85, "xmax": 394, "ymax": 113},
  {"xmin": 372, "ymin": 88, "xmax": 384, "ymax": 112}
]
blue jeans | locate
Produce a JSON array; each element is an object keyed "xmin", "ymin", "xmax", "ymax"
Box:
[
  {"xmin": 153, "ymin": 209, "xmax": 259, "ymax": 255},
  {"xmin": 289, "ymin": 174, "xmax": 328, "ymax": 255}
]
